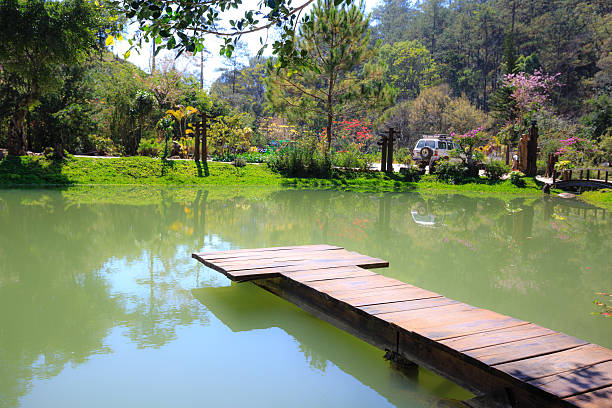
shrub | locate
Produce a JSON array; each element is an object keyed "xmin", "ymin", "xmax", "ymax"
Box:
[
  {"xmin": 399, "ymin": 166, "xmax": 422, "ymax": 182},
  {"xmin": 268, "ymin": 137, "xmax": 332, "ymax": 177},
  {"xmin": 234, "ymin": 157, "xmax": 247, "ymax": 167},
  {"xmin": 394, "ymin": 147, "xmax": 413, "ymax": 165},
  {"xmin": 484, "ymin": 160, "xmax": 509, "ymax": 180},
  {"xmin": 89, "ymin": 134, "xmax": 122, "ymax": 156},
  {"xmin": 509, "ymin": 171, "xmax": 526, "ymax": 187},
  {"xmin": 137, "ymin": 138, "xmax": 161, "ymax": 157},
  {"xmin": 434, "ymin": 160, "xmax": 470, "ymax": 183}
]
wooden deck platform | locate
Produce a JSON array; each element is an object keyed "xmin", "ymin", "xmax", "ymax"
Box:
[{"xmin": 192, "ymin": 245, "xmax": 612, "ymax": 408}]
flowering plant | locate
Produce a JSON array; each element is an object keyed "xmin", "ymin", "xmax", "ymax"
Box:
[
  {"xmin": 321, "ymin": 119, "xmax": 375, "ymax": 153},
  {"xmin": 503, "ymin": 70, "xmax": 560, "ymax": 117},
  {"xmin": 554, "ymin": 137, "xmax": 598, "ymax": 166},
  {"xmin": 451, "ymin": 127, "xmax": 489, "ymax": 173}
]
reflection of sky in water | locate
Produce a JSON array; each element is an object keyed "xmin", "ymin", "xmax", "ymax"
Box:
[{"xmin": 4, "ymin": 187, "xmax": 609, "ymax": 408}]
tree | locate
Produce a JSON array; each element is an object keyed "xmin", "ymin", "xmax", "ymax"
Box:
[
  {"xmin": 377, "ymin": 40, "xmax": 439, "ymax": 101},
  {"xmin": 0, "ymin": 0, "xmax": 101, "ymax": 155},
  {"xmin": 266, "ymin": 0, "xmax": 394, "ymax": 147},
  {"xmin": 371, "ymin": 0, "xmax": 415, "ymax": 44}
]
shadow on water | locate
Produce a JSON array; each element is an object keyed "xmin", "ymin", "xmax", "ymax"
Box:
[{"xmin": 191, "ymin": 283, "xmax": 470, "ymax": 407}]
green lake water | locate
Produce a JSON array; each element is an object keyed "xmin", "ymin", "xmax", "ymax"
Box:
[{"xmin": 0, "ymin": 186, "xmax": 610, "ymax": 408}]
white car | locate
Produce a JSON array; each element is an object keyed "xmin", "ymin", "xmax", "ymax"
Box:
[{"xmin": 412, "ymin": 136, "xmax": 459, "ymax": 169}]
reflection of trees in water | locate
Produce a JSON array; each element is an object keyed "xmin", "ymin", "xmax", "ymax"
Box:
[
  {"xmin": 0, "ymin": 187, "xmax": 610, "ymax": 406},
  {"xmin": 0, "ymin": 189, "xmax": 211, "ymax": 406}
]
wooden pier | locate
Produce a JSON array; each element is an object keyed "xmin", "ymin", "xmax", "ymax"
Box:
[{"xmin": 192, "ymin": 245, "xmax": 612, "ymax": 408}]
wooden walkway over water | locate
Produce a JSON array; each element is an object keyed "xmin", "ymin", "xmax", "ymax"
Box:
[{"xmin": 192, "ymin": 245, "xmax": 612, "ymax": 408}]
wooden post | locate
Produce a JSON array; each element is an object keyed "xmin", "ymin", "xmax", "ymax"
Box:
[
  {"xmin": 386, "ymin": 128, "xmax": 395, "ymax": 173},
  {"xmin": 379, "ymin": 134, "xmax": 388, "ymax": 172},
  {"xmin": 597, "ymin": 169, "xmax": 601, "ymax": 180},
  {"xmin": 194, "ymin": 120, "xmax": 200, "ymax": 162},
  {"xmin": 586, "ymin": 169, "xmax": 590, "ymax": 180},
  {"xmin": 606, "ymin": 170, "xmax": 609, "ymax": 183},
  {"xmin": 201, "ymin": 112, "xmax": 208, "ymax": 162},
  {"xmin": 580, "ymin": 169, "xmax": 583, "ymax": 180},
  {"xmin": 569, "ymin": 169, "xmax": 572, "ymax": 180},
  {"xmin": 526, "ymin": 121, "xmax": 538, "ymax": 177}
]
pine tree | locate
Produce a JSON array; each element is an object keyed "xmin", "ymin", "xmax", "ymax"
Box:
[{"xmin": 266, "ymin": 0, "xmax": 394, "ymax": 147}]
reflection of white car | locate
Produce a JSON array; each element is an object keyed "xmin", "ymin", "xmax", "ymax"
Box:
[
  {"xmin": 410, "ymin": 210, "xmax": 444, "ymax": 227},
  {"xmin": 412, "ymin": 135, "xmax": 459, "ymax": 169}
]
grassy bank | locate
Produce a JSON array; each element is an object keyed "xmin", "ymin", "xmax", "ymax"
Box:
[
  {"xmin": 579, "ymin": 189, "xmax": 612, "ymax": 209},
  {"xmin": 0, "ymin": 155, "xmax": 556, "ymax": 196}
]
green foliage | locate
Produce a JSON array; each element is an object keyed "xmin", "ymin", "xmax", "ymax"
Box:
[
  {"xmin": 208, "ymin": 114, "xmax": 253, "ymax": 156},
  {"xmin": 0, "ymin": 0, "xmax": 102, "ymax": 155},
  {"xmin": 89, "ymin": 134, "xmax": 122, "ymax": 156},
  {"xmin": 377, "ymin": 40, "xmax": 439, "ymax": 100},
  {"xmin": 137, "ymin": 138, "xmax": 162, "ymax": 157},
  {"xmin": 509, "ymin": 171, "xmax": 526, "ymax": 187},
  {"xmin": 268, "ymin": 137, "xmax": 332, "ymax": 178},
  {"xmin": 333, "ymin": 149, "xmax": 373, "ymax": 172},
  {"xmin": 580, "ymin": 94, "xmax": 612, "ymax": 142},
  {"xmin": 434, "ymin": 160, "xmax": 470, "ymax": 184},
  {"xmin": 266, "ymin": 0, "xmax": 394, "ymax": 147},
  {"xmin": 233, "ymin": 157, "xmax": 247, "ymax": 167},
  {"xmin": 484, "ymin": 160, "xmax": 509, "ymax": 180}
]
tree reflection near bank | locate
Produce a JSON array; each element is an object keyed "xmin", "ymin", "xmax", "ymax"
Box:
[{"xmin": 0, "ymin": 186, "xmax": 609, "ymax": 407}]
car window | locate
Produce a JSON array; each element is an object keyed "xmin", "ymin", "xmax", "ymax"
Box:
[
  {"xmin": 416, "ymin": 140, "xmax": 425, "ymax": 148},
  {"xmin": 425, "ymin": 140, "xmax": 436, "ymax": 148},
  {"xmin": 438, "ymin": 141, "xmax": 446, "ymax": 149}
]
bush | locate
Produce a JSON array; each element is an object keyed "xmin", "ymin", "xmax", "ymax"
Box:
[
  {"xmin": 394, "ymin": 147, "xmax": 413, "ymax": 165},
  {"xmin": 212, "ymin": 151, "xmax": 272, "ymax": 163},
  {"xmin": 89, "ymin": 134, "xmax": 122, "ymax": 156},
  {"xmin": 234, "ymin": 157, "xmax": 247, "ymax": 167},
  {"xmin": 434, "ymin": 160, "xmax": 471, "ymax": 183},
  {"xmin": 399, "ymin": 166, "xmax": 421, "ymax": 182},
  {"xmin": 268, "ymin": 137, "xmax": 332, "ymax": 177},
  {"xmin": 509, "ymin": 171, "xmax": 526, "ymax": 187},
  {"xmin": 484, "ymin": 160, "xmax": 509, "ymax": 180},
  {"xmin": 137, "ymin": 138, "xmax": 162, "ymax": 157}
]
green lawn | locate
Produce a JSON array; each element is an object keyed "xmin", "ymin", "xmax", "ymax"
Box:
[{"xmin": 3, "ymin": 156, "xmax": 606, "ymax": 206}]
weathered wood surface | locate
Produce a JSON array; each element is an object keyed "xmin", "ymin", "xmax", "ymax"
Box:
[{"xmin": 192, "ymin": 245, "xmax": 612, "ymax": 408}]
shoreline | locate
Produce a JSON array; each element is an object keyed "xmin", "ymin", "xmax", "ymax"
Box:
[{"xmin": 0, "ymin": 156, "xmax": 609, "ymax": 208}]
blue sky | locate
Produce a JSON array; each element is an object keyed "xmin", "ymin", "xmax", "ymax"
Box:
[{"xmin": 111, "ymin": 0, "xmax": 381, "ymax": 88}]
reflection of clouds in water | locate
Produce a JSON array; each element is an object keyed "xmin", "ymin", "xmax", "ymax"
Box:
[{"xmin": 0, "ymin": 187, "xmax": 610, "ymax": 408}]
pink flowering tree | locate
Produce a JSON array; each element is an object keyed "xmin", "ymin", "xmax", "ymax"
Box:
[
  {"xmin": 554, "ymin": 136, "xmax": 599, "ymax": 165},
  {"xmin": 451, "ymin": 127, "xmax": 489, "ymax": 174},
  {"xmin": 502, "ymin": 70, "xmax": 560, "ymax": 120}
]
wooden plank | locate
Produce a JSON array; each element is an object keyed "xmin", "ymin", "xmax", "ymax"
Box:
[
  {"xmin": 496, "ymin": 344, "xmax": 612, "ymax": 381},
  {"xmin": 359, "ymin": 297, "xmax": 459, "ymax": 315},
  {"xmin": 381, "ymin": 302, "xmax": 480, "ymax": 324},
  {"xmin": 203, "ymin": 246, "xmax": 345, "ymax": 262},
  {"xmin": 220, "ymin": 255, "xmax": 389, "ymax": 273},
  {"xmin": 529, "ymin": 360, "xmax": 612, "ymax": 398},
  {"xmin": 227, "ymin": 258, "xmax": 390, "ymax": 279},
  {"xmin": 212, "ymin": 249, "xmax": 360, "ymax": 266},
  {"xmin": 282, "ymin": 266, "xmax": 376, "ymax": 283},
  {"xmin": 440, "ymin": 323, "xmax": 558, "ymax": 352},
  {"xmin": 338, "ymin": 286, "xmax": 441, "ymax": 307},
  {"xmin": 195, "ymin": 244, "xmax": 341, "ymax": 258},
  {"xmin": 419, "ymin": 318, "xmax": 529, "ymax": 341},
  {"xmin": 564, "ymin": 386, "xmax": 612, "ymax": 408},
  {"xmin": 465, "ymin": 333, "xmax": 589, "ymax": 366},
  {"xmin": 307, "ymin": 274, "xmax": 406, "ymax": 293}
]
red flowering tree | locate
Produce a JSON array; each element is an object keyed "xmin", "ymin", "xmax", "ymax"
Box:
[{"xmin": 321, "ymin": 119, "xmax": 375, "ymax": 153}]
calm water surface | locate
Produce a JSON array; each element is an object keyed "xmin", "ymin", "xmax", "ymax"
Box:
[{"xmin": 1, "ymin": 187, "xmax": 610, "ymax": 408}]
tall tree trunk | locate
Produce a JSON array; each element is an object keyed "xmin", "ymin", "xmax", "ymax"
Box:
[
  {"xmin": 7, "ymin": 109, "xmax": 27, "ymax": 156},
  {"xmin": 326, "ymin": 77, "xmax": 335, "ymax": 148}
]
